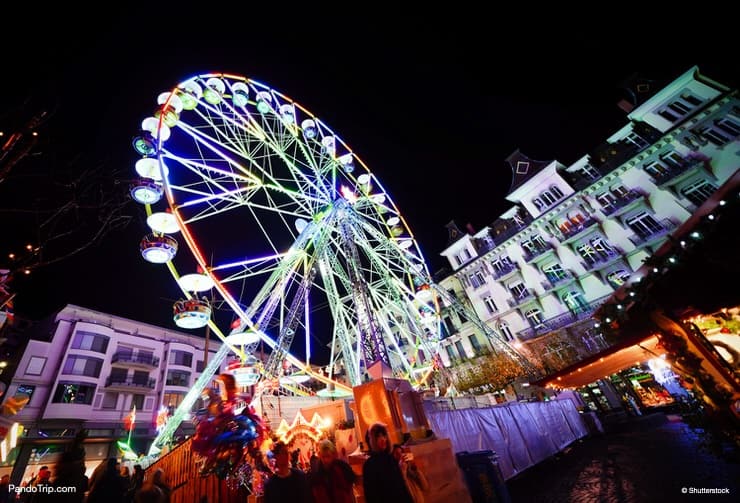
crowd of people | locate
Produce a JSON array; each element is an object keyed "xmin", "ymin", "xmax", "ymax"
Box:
[
  {"xmin": 262, "ymin": 422, "xmax": 428, "ymax": 503},
  {"xmin": 3, "ymin": 422, "xmax": 429, "ymax": 503}
]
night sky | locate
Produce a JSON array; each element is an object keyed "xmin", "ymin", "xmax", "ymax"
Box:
[{"xmin": 2, "ymin": 10, "xmax": 737, "ymax": 341}]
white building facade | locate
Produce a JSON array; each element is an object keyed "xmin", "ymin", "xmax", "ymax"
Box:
[
  {"xmin": 436, "ymin": 66, "xmax": 739, "ymax": 392},
  {"xmin": 3, "ymin": 304, "xmax": 223, "ymax": 479}
]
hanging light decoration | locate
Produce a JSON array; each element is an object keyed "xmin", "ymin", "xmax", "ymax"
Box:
[
  {"xmin": 231, "ymin": 81, "xmax": 250, "ymax": 107},
  {"xmin": 147, "ymin": 212, "xmax": 180, "ymax": 234},
  {"xmin": 177, "ymin": 80, "xmax": 202, "ymax": 110},
  {"xmin": 178, "ymin": 272, "xmax": 215, "ymax": 292},
  {"xmin": 301, "ymin": 119, "xmax": 317, "ymax": 139},
  {"xmin": 140, "ymin": 234, "xmax": 178, "ymax": 263}
]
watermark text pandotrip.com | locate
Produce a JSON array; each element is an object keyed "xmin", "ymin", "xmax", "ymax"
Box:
[
  {"xmin": 8, "ymin": 484, "xmax": 78, "ymax": 495},
  {"xmin": 681, "ymin": 487, "xmax": 731, "ymax": 495}
]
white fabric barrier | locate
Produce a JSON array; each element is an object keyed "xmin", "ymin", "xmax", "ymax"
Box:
[{"xmin": 426, "ymin": 399, "xmax": 588, "ymax": 480}]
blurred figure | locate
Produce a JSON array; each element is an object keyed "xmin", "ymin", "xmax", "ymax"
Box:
[
  {"xmin": 87, "ymin": 458, "xmax": 127, "ymax": 503},
  {"xmin": 0, "ymin": 475, "xmax": 10, "ymax": 503},
  {"xmin": 363, "ymin": 423, "xmax": 412, "ymax": 503},
  {"xmin": 263, "ymin": 441, "xmax": 310, "ymax": 503},
  {"xmin": 126, "ymin": 464, "xmax": 145, "ymax": 502},
  {"xmin": 150, "ymin": 468, "xmax": 171, "ymax": 503},
  {"xmin": 309, "ymin": 439, "xmax": 356, "ymax": 503},
  {"xmin": 392, "ymin": 444, "xmax": 429, "ymax": 503}
]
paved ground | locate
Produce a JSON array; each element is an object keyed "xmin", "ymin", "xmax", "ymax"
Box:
[{"xmin": 505, "ymin": 413, "xmax": 740, "ymax": 503}]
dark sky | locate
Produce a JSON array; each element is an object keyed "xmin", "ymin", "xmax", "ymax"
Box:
[{"xmin": 1, "ymin": 9, "xmax": 737, "ymax": 340}]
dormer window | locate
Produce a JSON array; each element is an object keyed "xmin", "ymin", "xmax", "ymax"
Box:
[{"xmin": 657, "ymin": 92, "xmax": 704, "ymax": 123}]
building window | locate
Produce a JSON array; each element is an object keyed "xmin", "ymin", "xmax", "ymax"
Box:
[
  {"xmin": 132, "ymin": 370, "xmax": 150, "ymax": 386},
  {"xmin": 522, "ymin": 235, "xmax": 548, "ymax": 253},
  {"xmin": 483, "ymin": 296, "xmax": 498, "ymax": 314},
  {"xmin": 132, "ymin": 394, "xmax": 145, "ymax": 411},
  {"xmin": 595, "ymin": 192, "xmax": 617, "ymax": 212},
  {"xmin": 498, "ymin": 322, "xmax": 514, "ymax": 342},
  {"xmin": 491, "ymin": 256, "xmax": 514, "ymax": 274},
  {"xmin": 659, "ymin": 151, "xmax": 684, "ymax": 169},
  {"xmin": 455, "ymin": 341, "xmax": 467, "ymax": 360},
  {"xmin": 562, "ymin": 291, "xmax": 589, "ymax": 313},
  {"xmin": 71, "ymin": 331, "xmax": 110, "ymax": 354},
  {"xmin": 590, "ymin": 237, "xmax": 615, "ymax": 258},
  {"xmin": 445, "ymin": 345, "xmax": 457, "ymax": 363},
  {"xmin": 196, "ymin": 360, "xmax": 205, "ymax": 373},
  {"xmin": 163, "ymin": 391, "xmax": 186, "ymax": 413},
  {"xmin": 643, "ymin": 161, "xmax": 671, "ymax": 179},
  {"xmin": 455, "ymin": 249, "xmax": 471, "ymax": 266},
  {"xmin": 658, "ymin": 93, "xmax": 702, "ymax": 123},
  {"xmin": 543, "ymin": 263, "xmax": 568, "ymax": 283},
  {"xmin": 606, "ymin": 269, "xmax": 631, "ymax": 288},
  {"xmin": 697, "ymin": 125, "xmax": 730, "ymax": 146},
  {"xmin": 52, "ymin": 382, "xmax": 96, "ymax": 405},
  {"xmin": 680, "ymin": 179, "xmax": 717, "ymax": 207},
  {"xmin": 166, "ymin": 370, "xmax": 191, "ymax": 387},
  {"xmin": 102, "ymin": 392, "xmax": 118, "ymax": 409},
  {"xmin": 626, "ymin": 212, "xmax": 664, "ymax": 239},
  {"xmin": 468, "ymin": 335, "xmax": 482, "ymax": 353},
  {"xmin": 625, "ymin": 132, "xmax": 649, "ymax": 150},
  {"xmin": 576, "ymin": 243, "xmax": 598, "ymax": 264},
  {"xmin": 469, "ymin": 270, "xmax": 486, "ymax": 289},
  {"xmin": 509, "ymin": 282, "xmax": 527, "ymax": 299},
  {"xmin": 524, "ymin": 308, "xmax": 546, "ymax": 328},
  {"xmin": 532, "ymin": 197, "xmax": 544, "ymax": 210},
  {"xmin": 16, "ymin": 384, "xmax": 35, "ymax": 401},
  {"xmin": 442, "ymin": 316, "xmax": 455, "ymax": 338},
  {"xmin": 715, "ymin": 116, "xmax": 740, "ymax": 137},
  {"xmin": 169, "ymin": 350, "xmax": 193, "ymax": 367},
  {"xmin": 63, "ymin": 355, "xmax": 103, "ymax": 378},
  {"xmin": 25, "ymin": 356, "xmax": 46, "ymax": 376},
  {"xmin": 577, "ymin": 164, "xmax": 601, "ymax": 182}
]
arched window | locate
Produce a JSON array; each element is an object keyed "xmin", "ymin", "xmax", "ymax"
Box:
[
  {"xmin": 549, "ymin": 185, "xmax": 563, "ymax": 199},
  {"xmin": 498, "ymin": 321, "xmax": 514, "ymax": 342},
  {"xmin": 533, "ymin": 197, "xmax": 544, "ymax": 210}
]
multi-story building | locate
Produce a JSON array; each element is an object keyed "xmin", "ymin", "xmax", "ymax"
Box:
[
  {"xmin": 435, "ymin": 66, "xmax": 739, "ymax": 395},
  {"xmin": 1, "ymin": 304, "xmax": 224, "ymax": 480}
]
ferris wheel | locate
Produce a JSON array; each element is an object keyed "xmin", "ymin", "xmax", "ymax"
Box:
[{"xmin": 131, "ymin": 72, "xmax": 446, "ymax": 395}]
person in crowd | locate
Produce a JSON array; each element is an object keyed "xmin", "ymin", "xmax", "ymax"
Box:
[
  {"xmin": 392, "ymin": 444, "xmax": 429, "ymax": 503},
  {"xmin": 134, "ymin": 484, "xmax": 165, "ymax": 503},
  {"xmin": 309, "ymin": 439, "xmax": 357, "ymax": 503},
  {"xmin": 263, "ymin": 441, "xmax": 311, "ymax": 503},
  {"xmin": 362, "ymin": 423, "xmax": 413, "ymax": 503},
  {"xmin": 0, "ymin": 474, "xmax": 10, "ymax": 503},
  {"xmin": 150, "ymin": 468, "xmax": 171, "ymax": 503},
  {"xmin": 120, "ymin": 465, "xmax": 132, "ymax": 487},
  {"xmin": 86, "ymin": 458, "xmax": 127, "ymax": 503},
  {"xmin": 126, "ymin": 464, "xmax": 145, "ymax": 502}
]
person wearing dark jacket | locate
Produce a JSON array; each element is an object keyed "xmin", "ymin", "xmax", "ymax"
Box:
[
  {"xmin": 362, "ymin": 423, "xmax": 413, "ymax": 503},
  {"xmin": 309, "ymin": 439, "xmax": 356, "ymax": 503}
]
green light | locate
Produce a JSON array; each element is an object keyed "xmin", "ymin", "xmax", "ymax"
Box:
[{"xmin": 257, "ymin": 100, "xmax": 271, "ymax": 114}]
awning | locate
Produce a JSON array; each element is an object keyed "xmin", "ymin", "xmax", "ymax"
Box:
[{"xmin": 536, "ymin": 335, "xmax": 664, "ymax": 389}]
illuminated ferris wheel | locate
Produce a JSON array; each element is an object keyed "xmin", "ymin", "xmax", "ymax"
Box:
[{"xmin": 131, "ymin": 72, "xmax": 446, "ymax": 396}]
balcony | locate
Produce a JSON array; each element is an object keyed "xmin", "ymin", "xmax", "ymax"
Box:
[
  {"xmin": 601, "ymin": 190, "xmax": 644, "ymax": 217},
  {"xmin": 105, "ymin": 376, "xmax": 156, "ymax": 390},
  {"xmin": 516, "ymin": 297, "xmax": 609, "ymax": 341},
  {"xmin": 580, "ymin": 249, "xmax": 622, "ymax": 271},
  {"xmin": 111, "ymin": 352, "xmax": 160, "ymax": 368},
  {"xmin": 507, "ymin": 289, "xmax": 534, "ymax": 308},
  {"xmin": 628, "ymin": 219, "xmax": 676, "ymax": 247},
  {"xmin": 559, "ymin": 218, "xmax": 599, "ymax": 244},
  {"xmin": 541, "ymin": 272, "xmax": 574, "ymax": 290},
  {"xmin": 650, "ymin": 159, "xmax": 703, "ymax": 187},
  {"xmin": 523, "ymin": 245, "xmax": 554, "ymax": 263},
  {"xmin": 492, "ymin": 262, "xmax": 518, "ymax": 280}
]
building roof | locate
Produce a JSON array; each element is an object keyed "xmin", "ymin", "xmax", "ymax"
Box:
[{"xmin": 506, "ymin": 150, "xmax": 555, "ymax": 194}]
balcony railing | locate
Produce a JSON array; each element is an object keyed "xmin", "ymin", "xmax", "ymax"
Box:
[
  {"xmin": 541, "ymin": 272, "xmax": 573, "ymax": 290},
  {"xmin": 523, "ymin": 245, "xmax": 553, "ymax": 262},
  {"xmin": 650, "ymin": 159, "xmax": 703, "ymax": 186},
  {"xmin": 601, "ymin": 190, "xmax": 644, "ymax": 217},
  {"xmin": 580, "ymin": 249, "xmax": 621, "ymax": 271},
  {"xmin": 111, "ymin": 352, "xmax": 160, "ymax": 367},
  {"xmin": 105, "ymin": 376, "xmax": 156, "ymax": 389},
  {"xmin": 492, "ymin": 262, "xmax": 518, "ymax": 280},
  {"xmin": 507, "ymin": 289, "xmax": 534, "ymax": 308},
  {"xmin": 516, "ymin": 296, "xmax": 609, "ymax": 341},
  {"xmin": 628, "ymin": 219, "xmax": 676, "ymax": 246},
  {"xmin": 559, "ymin": 217, "xmax": 598, "ymax": 241}
]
